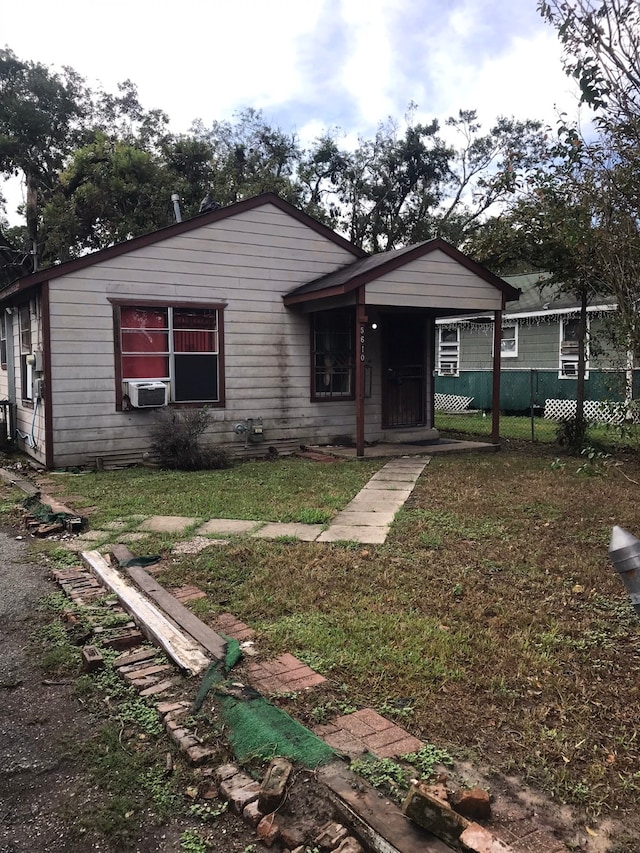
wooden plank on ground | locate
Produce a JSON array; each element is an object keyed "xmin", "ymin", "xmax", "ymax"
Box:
[
  {"xmin": 81, "ymin": 550, "xmax": 210, "ymax": 675},
  {"xmin": 126, "ymin": 566, "xmax": 227, "ymax": 662},
  {"xmin": 317, "ymin": 763, "xmax": 453, "ymax": 853}
]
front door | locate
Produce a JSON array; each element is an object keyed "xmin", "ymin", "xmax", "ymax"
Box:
[{"xmin": 382, "ymin": 314, "xmax": 426, "ymax": 428}]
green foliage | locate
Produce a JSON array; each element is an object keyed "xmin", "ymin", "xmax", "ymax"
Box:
[
  {"xmin": 180, "ymin": 830, "xmax": 209, "ymax": 853},
  {"xmin": 150, "ymin": 407, "xmax": 232, "ymax": 472},
  {"xmin": 402, "ymin": 744, "xmax": 454, "ymax": 780},
  {"xmin": 188, "ymin": 801, "xmax": 227, "ymax": 822},
  {"xmin": 556, "ymin": 416, "xmax": 590, "ymax": 454},
  {"xmin": 351, "ymin": 755, "xmax": 408, "ymax": 796}
]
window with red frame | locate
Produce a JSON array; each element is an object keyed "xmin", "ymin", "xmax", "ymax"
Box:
[{"xmin": 120, "ymin": 305, "xmax": 221, "ymax": 402}]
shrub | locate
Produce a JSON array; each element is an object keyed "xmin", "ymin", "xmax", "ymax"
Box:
[{"xmin": 150, "ymin": 407, "xmax": 232, "ymax": 471}]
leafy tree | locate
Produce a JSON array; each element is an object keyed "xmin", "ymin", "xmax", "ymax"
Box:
[
  {"xmin": 538, "ymin": 0, "xmax": 640, "ymax": 127},
  {"xmin": 192, "ymin": 108, "xmax": 303, "ymax": 207},
  {"xmin": 0, "ymin": 47, "xmax": 89, "ymax": 272}
]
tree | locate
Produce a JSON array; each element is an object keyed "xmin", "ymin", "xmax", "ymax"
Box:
[
  {"xmin": 192, "ymin": 108, "xmax": 303, "ymax": 207},
  {"xmin": 539, "ymin": 0, "xmax": 640, "ymax": 127},
  {"xmin": 0, "ymin": 48, "xmax": 89, "ymax": 271}
]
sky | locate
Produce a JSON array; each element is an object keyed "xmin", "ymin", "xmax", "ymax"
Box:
[{"xmin": 2, "ymin": 0, "xmax": 587, "ymax": 219}]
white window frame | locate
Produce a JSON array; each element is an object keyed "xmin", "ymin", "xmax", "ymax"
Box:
[
  {"xmin": 438, "ymin": 327, "xmax": 460, "ymax": 377},
  {"xmin": 19, "ymin": 304, "xmax": 33, "ymax": 401},
  {"xmin": 559, "ymin": 316, "xmax": 589, "ymax": 379},
  {"xmin": 0, "ymin": 312, "xmax": 6, "ymax": 369},
  {"xmin": 500, "ymin": 323, "xmax": 518, "ymax": 358}
]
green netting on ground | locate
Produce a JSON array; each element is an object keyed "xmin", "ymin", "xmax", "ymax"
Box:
[
  {"xmin": 22, "ymin": 495, "xmax": 72, "ymax": 524},
  {"xmin": 218, "ymin": 693, "xmax": 335, "ymax": 768},
  {"xmin": 191, "ymin": 637, "xmax": 242, "ymax": 713}
]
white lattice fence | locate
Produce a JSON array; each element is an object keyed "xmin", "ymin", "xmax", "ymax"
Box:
[
  {"xmin": 434, "ymin": 393, "xmax": 474, "ymax": 413},
  {"xmin": 543, "ymin": 399, "xmax": 640, "ymax": 424}
]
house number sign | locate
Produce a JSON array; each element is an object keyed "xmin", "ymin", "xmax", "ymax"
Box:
[{"xmin": 360, "ymin": 325, "xmax": 366, "ymax": 361}]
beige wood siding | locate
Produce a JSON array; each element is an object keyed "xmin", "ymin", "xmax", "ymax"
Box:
[
  {"xmin": 47, "ymin": 203, "xmax": 367, "ymax": 467},
  {"xmin": 365, "ymin": 249, "xmax": 505, "ymax": 311}
]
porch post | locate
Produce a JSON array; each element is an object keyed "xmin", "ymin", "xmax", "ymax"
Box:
[
  {"xmin": 491, "ymin": 307, "xmax": 502, "ymax": 444},
  {"xmin": 355, "ymin": 287, "xmax": 367, "ymax": 457}
]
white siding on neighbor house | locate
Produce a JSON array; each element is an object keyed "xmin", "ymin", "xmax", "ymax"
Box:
[
  {"xmin": 365, "ymin": 249, "xmax": 506, "ymax": 311},
  {"xmin": 7, "ymin": 297, "xmax": 47, "ymax": 465},
  {"xmin": 47, "ymin": 203, "xmax": 369, "ymax": 467}
]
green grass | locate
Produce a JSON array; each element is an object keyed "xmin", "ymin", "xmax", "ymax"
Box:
[
  {"xmin": 436, "ymin": 412, "xmax": 640, "ymax": 449},
  {"xmin": 47, "ymin": 457, "xmax": 381, "ymax": 526}
]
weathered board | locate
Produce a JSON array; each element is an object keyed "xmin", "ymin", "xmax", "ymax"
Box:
[{"xmin": 81, "ymin": 550, "xmax": 210, "ymax": 675}]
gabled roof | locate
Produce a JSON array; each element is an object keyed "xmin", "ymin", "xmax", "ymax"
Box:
[
  {"xmin": 283, "ymin": 238, "xmax": 520, "ymax": 306},
  {"xmin": 0, "ymin": 193, "xmax": 367, "ymax": 304},
  {"xmin": 503, "ymin": 272, "xmax": 613, "ymax": 316}
]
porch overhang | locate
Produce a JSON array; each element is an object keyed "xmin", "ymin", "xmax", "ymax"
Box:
[{"xmin": 284, "ymin": 238, "xmax": 520, "ymax": 458}]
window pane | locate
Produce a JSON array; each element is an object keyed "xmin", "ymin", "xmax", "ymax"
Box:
[
  {"xmin": 313, "ymin": 310, "xmax": 353, "ymax": 397},
  {"xmin": 122, "ymin": 355, "xmax": 169, "ymax": 379},
  {"xmin": 121, "ymin": 330, "xmax": 169, "ymax": 353},
  {"xmin": 174, "ymin": 354, "xmax": 218, "ymax": 401},
  {"xmin": 174, "ymin": 308, "xmax": 217, "ymax": 330},
  {"xmin": 121, "ymin": 306, "xmax": 168, "ymax": 330}
]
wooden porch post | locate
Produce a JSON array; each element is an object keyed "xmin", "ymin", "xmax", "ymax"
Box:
[
  {"xmin": 356, "ymin": 287, "xmax": 367, "ymax": 457},
  {"xmin": 491, "ymin": 307, "xmax": 502, "ymax": 445}
]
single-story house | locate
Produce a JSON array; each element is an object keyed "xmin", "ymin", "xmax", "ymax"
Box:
[
  {"xmin": 0, "ymin": 193, "xmax": 519, "ymax": 469},
  {"xmin": 435, "ymin": 272, "xmax": 637, "ymax": 414}
]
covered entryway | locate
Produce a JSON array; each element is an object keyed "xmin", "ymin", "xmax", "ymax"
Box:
[
  {"xmin": 283, "ymin": 238, "xmax": 520, "ymax": 456},
  {"xmin": 382, "ymin": 314, "xmax": 426, "ymax": 429}
]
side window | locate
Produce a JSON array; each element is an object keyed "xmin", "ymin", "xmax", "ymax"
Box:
[
  {"xmin": 560, "ymin": 317, "xmax": 588, "ymax": 378},
  {"xmin": 438, "ymin": 328, "xmax": 459, "ymax": 376},
  {"xmin": 312, "ymin": 310, "xmax": 354, "ymax": 400},
  {"xmin": 500, "ymin": 324, "xmax": 518, "ymax": 357},
  {"xmin": 19, "ymin": 304, "xmax": 33, "ymax": 400},
  {"xmin": 0, "ymin": 312, "xmax": 6, "ymax": 369},
  {"xmin": 118, "ymin": 303, "xmax": 224, "ymax": 406}
]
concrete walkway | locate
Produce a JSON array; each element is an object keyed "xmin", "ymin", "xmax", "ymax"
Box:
[
  {"xmin": 67, "ymin": 456, "xmax": 430, "ymax": 549},
  {"xmin": 317, "ymin": 457, "xmax": 428, "ymax": 544}
]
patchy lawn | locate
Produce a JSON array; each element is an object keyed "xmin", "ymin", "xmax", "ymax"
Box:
[{"xmin": 29, "ymin": 448, "xmax": 640, "ymax": 841}]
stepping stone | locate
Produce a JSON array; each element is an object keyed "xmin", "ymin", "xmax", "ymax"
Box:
[
  {"xmin": 251, "ymin": 522, "xmax": 323, "ymax": 541},
  {"xmin": 317, "ymin": 525, "xmax": 389, "ymax": 544},
  {"xmin": 172, "ymin": 536, "xmax": 228, "ymax": 555},
  {"xmin": 140, "ymin": 516, "xmax": 198, "ymax": 533},
  {"xmin": 196, "ymin": 519, "xmax": 262, "ymax": 535}
]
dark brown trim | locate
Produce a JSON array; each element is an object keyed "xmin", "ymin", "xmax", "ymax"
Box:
[
  {"xmin": 491, "ymin": 307, "xmax": 502, "ymax": 445},
  {"xmin": 0, "ymin": 194, "xmax": 367, "ymax": 305},
  {"xmin": 41, "ymin": 283, "xmax": 54, "ymax": 469},
  {"xmin": 113, "ymin": 303, "xmax": 124, "ymax": 411},
  {"xmin": 112, "ymin": 300, "xmax": 226, "ymax": 411},
  {"xmin": 284, "ymin": 238, "xmax": 521, "ymax": 307}
]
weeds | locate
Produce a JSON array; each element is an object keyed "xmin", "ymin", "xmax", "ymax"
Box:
[
  {"xmin": 351, "ymin": 755, "xmax": 408, "ymax": 797},
  {"xmin": 402, "ymin": 744, "xmax": 454, "ymax": 780},
  {"xmin": 180, "ymin": 829, "xmax": 210, "ymax": 852}
]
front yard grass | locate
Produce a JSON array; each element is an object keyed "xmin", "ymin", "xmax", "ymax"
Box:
[{"xmin": 26, "ymin": 449, "xmax": 640, "ymax": 834}]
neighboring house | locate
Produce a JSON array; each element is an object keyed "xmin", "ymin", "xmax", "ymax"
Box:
[
  {"xmin": 0, "ymin": 193, "xmax": 518, "ymax": 469},
  {"xmin": 435, "ymin": 272, "xmax": 636, "ymax": 413}
]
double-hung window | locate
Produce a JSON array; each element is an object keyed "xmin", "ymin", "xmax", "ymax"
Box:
[
  {"xmin": 438, "ymin": 328, "xmax": 459, "ymax": 376},
  {"xmin": 312, "ymin": 310, "xmax": 354, "ymax": 400},
  {"xmin": 19, "ymin": 304, "xmax": 33, "ymax": 401},
  {"xmin": 500, "ymin": 324, "xmax": 518, "ymax": 357},
  {"xmin": 560, "ymin": 317, "xmax": 588, "ymax": 378},
  {"xmin": 0, "ymin": 312, "xmax": 6, "ymax": 369},
  {"xmin": 117, "ymin": 303, "xmax": 224, "ymax": 405}
]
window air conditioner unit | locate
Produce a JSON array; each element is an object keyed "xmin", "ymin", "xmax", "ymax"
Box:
[
  {"xmin": 126, "ymin": 381, "xmax": 169, "ymax": 408},
  {"xmin": 561, "ymin": 362, "xmax": 578, "ymax": 377}
]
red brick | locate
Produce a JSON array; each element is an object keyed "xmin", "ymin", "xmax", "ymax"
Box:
[
  {"xmin": 362, "ymin": 726, "xmax": 408, "ymax": 752},
  {"xmin": 114, "ymin": 648, "xmax": 157, "ymax": 668},
  {"xmin": 185, "ymin": 744, "xmax": 218, "ymax": 766},
  {"xmin": 283, "ymin": 671, "xmax": 326, "ymax": 690},
  {"xmin": 315, "ymin": 821, "xmax": 348, "ymax": 848},
  {"xmin": 214, "ymin": 763, "xmax": 240, "ymax": 783},
  {"xmin": 349, "ymin": 708, "xmax": 394, "ymax": 732},
  {"xmin": 242, "ymin": 800, "xmax": 264, "ymax": 828},
  {"xmin": 460, "ymin": 823, "xmax": 515, "ymax": 853},
  {"xmin": 336, "ymin": 713, "xmax": 376, "ymax": 738},
  {"xmin": 321, "ymin": 730, "xmax": 366, "ymax": 758},
  {"xmin": 139, "ymin": 678, "xmax": 179, "ymax": 697},
  {"xmin": 256, "ymin": 814, "xmax": 281, "ymax": 847},
  {"xmin": 373, "ymin": 735, "xmax": 424, "ymax": 758}
]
